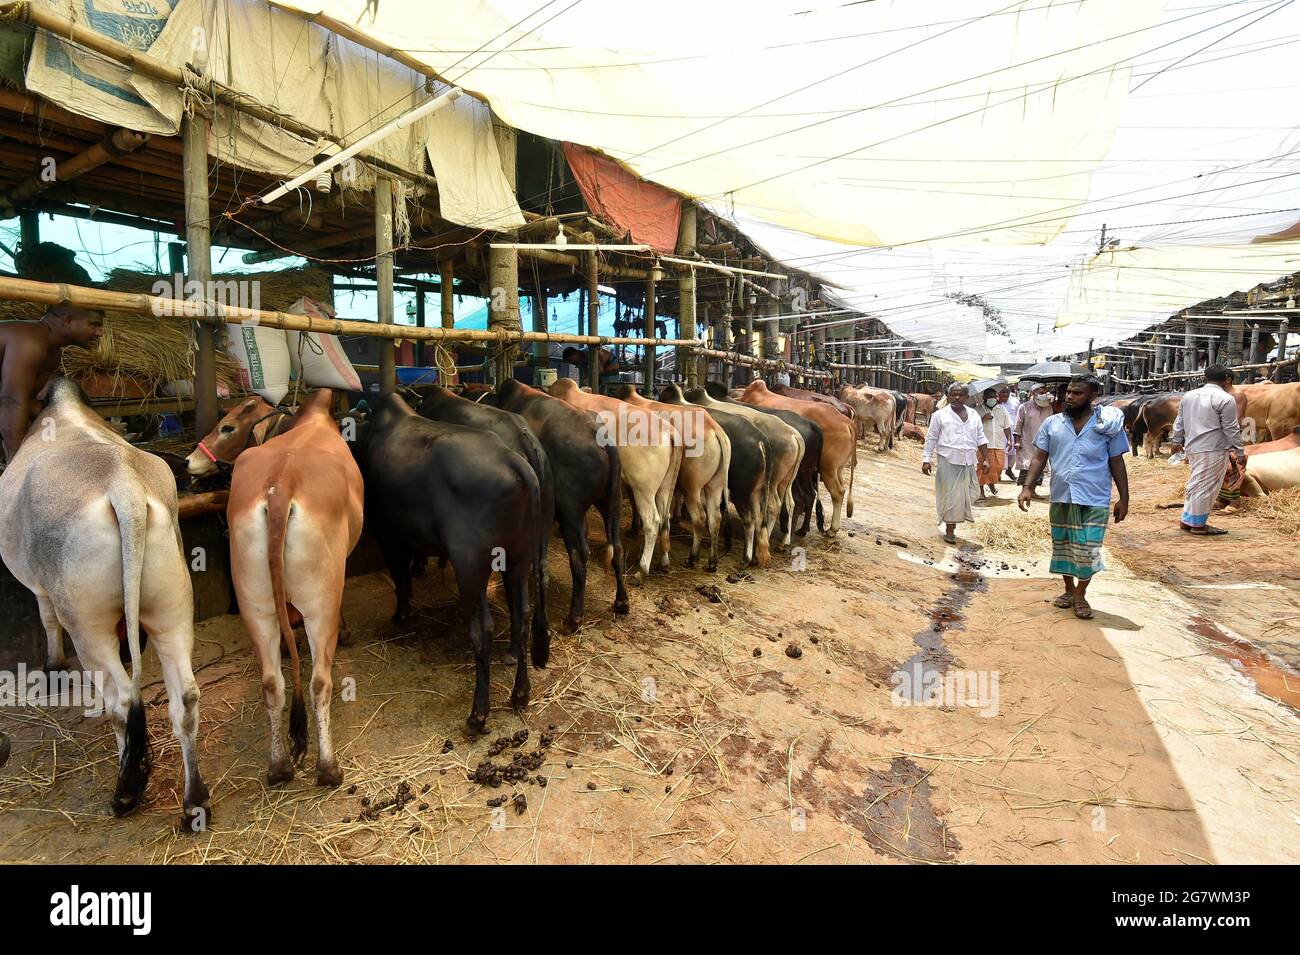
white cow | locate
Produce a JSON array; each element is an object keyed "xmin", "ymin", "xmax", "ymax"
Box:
[{"xmin": 0, "ymin": 379, "xmax": 208, "ymax": 829}]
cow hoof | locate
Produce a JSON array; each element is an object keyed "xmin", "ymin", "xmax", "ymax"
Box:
[
  {"xmin": 705, "ymin": 561, "xmax": 718, "ymax": 574},
  {"xmin": 685, "ymin": 556, "xmax": 697, "ymax": 569},
  {"xmin": 629, "ymin": 570, "xmax": 645, "ymax": 588},
  {"xmin": 391, "ymin": 609, "xmax": 413, "ymax": 626},
  {"xmin": 614, "ymin": 597, "xmax": 630, "ymax": 615},
  {"xmin": 266, "ymin": 762, "xmax": 294, "ymax": 787},
  {"xmin": 503, "ymin": 650, "xmax": 518, "ymax": 666},
  {"xmin": 510, "ymin": 688, "xmax": 530, "ymax": 710},
  {"xmin": 179, "ymin": 800, "xmax": 211, "ymax": 834},
  {"xmin": 315, "ymin": 762, "xmax": 343, "ymax": 788},
  {"xmin": 467, "ymin": 713, "xmax": 488, "ymax": 735},
  {"xmin": 561, "ymin": 616, "xmax": 580, "ymax": 634},
  {"xmin": 110, "ymin": 787, "xmax": 144, "ymax": 818}
]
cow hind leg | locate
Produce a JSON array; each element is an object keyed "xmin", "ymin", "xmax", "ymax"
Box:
[
  {"xmin": 246, "ymin": 612, "xmax": 293, "ymax": 785},
  {"xmin": 558, "ymin": 514, "xmax": 589, "ymax": 633},
  {"xmin": 631, "ymin": 490, "xmax": 660, "ymax": 584},
  {"xmin": 151, "ymin": 625, "xmax": 210, "ymax": 829},
  {"xmin": 504, "ymin": 564, "xmax": 531, "ymax": 711},
  {"xmin": 35, "ymin": 592, "xmax": 67, "ymax": 670},
  {"xmin": 302, "ymin": 608, "xmax": 342, "ymax": 788},
  {"xmin": 75, "ymin": 627, "xmax": 148, "ymax": 817},
  {"xmin": 683, "ymin": 488, "xmax": 706, "ymax": 569},
  {"xmin": 458, "ymin": 568, "xmax": 494, "ymax": 732}
]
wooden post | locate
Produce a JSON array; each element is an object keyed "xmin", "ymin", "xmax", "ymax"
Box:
[
  {"xmin": 439, "ymin": 258, "xmax": 456, "ymax": 385},
  {"xmin": 677, "ymin": 205, "xmax": 698, "ymax": 387},
  {"xmin": 531, "ymin": 283, "xmax": 548, "ymax": 366},
  {"xmin": 490, "ymin": 113, "xmax": 520, "ymax": 387},
  {"xmin": 182, "ymin": 113, "xmax": 218, "ymax": 436},
  {"xmin": 643, "ymin": 269, "xmax": 656, "ymax": 394},
  {"xmin": 1182, "ymin": 320, "xmax": 1194, "ymax": 372},
  {"xmin": 18, "ymin": 210, "xmax": 39, "ymax": 253},
  {"xmin": 375, "ymin": 176, "xmax": 395, "ymax": 395},
  {"xmin": 1225, "ymin": 316, "xmax": 1245, "ymax": 366},
  {"xmin": 1207, "ymin": 336, "xmax": 1218, "ymax": 368},
  {"xmin": 414, "ymin": 288, "xmax": 426, "ymax": 367},
  {"xmin": 1276, "ymin": 318, "xmax": 1290, "ymax": 381},
  {"xmin": 586, "ymin": 251, "xmax": 600, "ymax": 390},
  {"xmin": 1249, "ymin": 323, "xmax": 1262, "ymax": 365}
]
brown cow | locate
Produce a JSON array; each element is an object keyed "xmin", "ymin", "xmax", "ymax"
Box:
[
  {"xmin": 739, "ymin": 380, "xmax": 856, "ymax": 533},
  {"xmin": 608, "ymin": 385, "xmax": 731, "ymax": 572},
  {"xmin": 1135, "ymin": 394, "xmax": 1182, "ymax": 457},
  {"xmin": 547, "ymin": 378, "xmax": 682, "ymax": 582},
  {"xmin": 910, "ymin": 393, "xmax": 938, "ymax": 424},
  {"xmin": 838, "ymin": 384, "xmax": 896, "ymax": 451},
  {"xmin": 772, "ymin": 383, "xmax": 855, "ymax": 421},
  {"xmin": 1239, "ymin": 381, "xmax": 1300, "ymax": 442},
  {"xmin": 187, "ymin": 391, "xmax": 363, "ymax": 787}
]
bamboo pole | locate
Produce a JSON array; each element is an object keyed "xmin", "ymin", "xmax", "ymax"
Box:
[
  {"xmin": 643, "ymin": 268, "xmax": 657, "ymax": 394},
  {"xmin": 586, "ymin": 251, "xmax": 600, "ymax": 389},
  {"xmin": 677, "ymin": 205, "xmax": 698, "ymax": 387},
  {"xmin": 375, "ymin": 177, "xmax": 395, "ymax": 395},
  {"xmin": 440, "ymin": 258, "xmax": 458, "ymax": 385},
  {"xmin": 182, "ymin": 112, "xmax": 218, "ymax": 438}
]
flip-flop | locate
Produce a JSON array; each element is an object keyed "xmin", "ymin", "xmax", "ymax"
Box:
[
  {"xmin": 943, "ymin": 533, "xmax": 957, "ymax": 545},
  {"xmin": 1053, "ymin": 593, "xmax": 1076, "ymax": 609},
  {"xmin": 1074, "ymin": 601, "xmax": 1093, "ymax": 620}
]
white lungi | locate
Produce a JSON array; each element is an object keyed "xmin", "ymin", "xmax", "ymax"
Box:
[{"xmin": 1181, "ymin": 450, "xmax": 1229, "ymax": 528}]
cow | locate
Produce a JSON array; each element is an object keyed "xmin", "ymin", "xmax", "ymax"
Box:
[
  {"xmin": 900, "ymin": 421, "xmax": 926, "ymax": 442},
  {"xmin": 658, "ymin": 383, "xmax": 770, "ymax": 566},
  {"xmin": 890, "ymin": 391, "xmax": 915, "ymax": 435},
  {"xmin": 607, "ymin": 384, "xmax": 731, "ymax": 572},
  {"xmin": 186, "ymin": 390, "xmax": 363, "ymax": 787},
  {"xmin": 909, "ymin": 392, "xmax": 937, "ymax": 425},
  {"xmin": 547, "ymin": 377, "xmax": 681, "ymax": 583},
  {"xmin": 685, "ymin": 384, "xmax": 804, "ymax": 552},
  {"xmin": 1246, "ymin": 425, "xmax": 1300, "ymax": 456},
  {"xmin": 355, "ymin": 393, "xmax": 543, "ymax": 731},
  {"xmin": 772, "ymin": 382, "xmax": 856, "ymax": 422},
  {"xmin": 738, "ymin": 379, "xmax": 856, "ymax": 533},
  {"xmin": 416, "ymin": 384, "xmax": 552, "ymax": 646},
  {"xmin": 490, "ymin": 378, "xmax": 628, "ymax": 627},
  {"xmin": 1239, "ymin": 381, "xmax": 1300, "ymax": 442},
  {"xmin": 1120, "ymin": 393, "xmax": 1159, "ymax": 455},
  {"xmin": 1134, "ymin": 393, "xmax": 1182, "ymax": 457},
  {"xmin": 0, "ymin": 379, "xmax": 209, "ymax": 828},
  {"xmin": 838, "ymin": 384, "xmax": 897, "ymax": 451},
  {"xmin": 702, "ymin": 381, "xmax": 823, "ymax": 537},
  {"xmin": 1240, "ymin": 445, "xmax": 1300, "ymax": 496}
]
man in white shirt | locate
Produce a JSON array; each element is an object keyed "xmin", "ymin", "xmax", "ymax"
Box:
[
  {"xmin": 977, "ymin": 386, "xmax": 1013, "ymax": 499},
  {"xmin": 922, "ymin": 382, "xmax": 990, "ymax": 545},
  {"xmin": 1170, "ymin": 364, "xmax": 1246, "ymax": 536}
]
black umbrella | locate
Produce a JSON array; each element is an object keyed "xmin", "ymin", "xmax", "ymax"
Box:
[{"xmin": 1017, "ymin": 361, "xmax": 1088, "ymax": 383}]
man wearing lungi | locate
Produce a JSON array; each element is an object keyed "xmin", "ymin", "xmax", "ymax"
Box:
[
  {"xmin": 1014, "ymin": 383, "xmax": 1054, "ymax": 497},
  {"xmin": 1170, "ymin": 364, "xmax": 1245, "ymax": 536},
  {"xmin": 922, "ymin": 382, "xmax": 990, "ymax": 545},
  {"xmin": 1000, "ymin": 385, "xmax": 1020, "ymax": 481},
  {"xmin": 976, "ymin": 386, "xmax": 1012, "ymax": 499},
  {"xmin": 1018, "ymin": 375, "xmax": 1129, "ymax": 620}
]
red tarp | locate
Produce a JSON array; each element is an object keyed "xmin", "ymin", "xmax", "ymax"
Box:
[{"xmin": 561, "ymin": 143, "xmax": 682, "ymax": 254}]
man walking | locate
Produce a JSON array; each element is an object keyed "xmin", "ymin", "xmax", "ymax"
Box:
[
  {"xmin": 976, "ymin": 385, "xmax": 1012, "ymax": 498},
  {"xmin": 1001, "ymin": 385, "xmax": 1020, "ymax": 481},
  {"xmin": 1170, "ymin": 364, "xmax": 1245, "ymax": 536},
  {"xmin": 922, "ymin": 382, "xmax": 990, "ymax": 545},
  {"xmin": 1014, "ymin": 383, "xmax": 1054, "ymax": 497},
  {"xmin": 1018, "ymin": 375, "xmax": 1129, "ymax": 620}
]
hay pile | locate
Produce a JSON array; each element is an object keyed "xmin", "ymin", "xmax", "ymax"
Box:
[
  {"xmin": 966, "ymin": 506, "xmax": 1134, "ymax": 573},
  {"xmin": 1241, "ymin": 486, "xmax": 1300, "ymax": 535},
  {"xmin": 2, "ymin": 267, "xmax": 333, "ymax": 398}
]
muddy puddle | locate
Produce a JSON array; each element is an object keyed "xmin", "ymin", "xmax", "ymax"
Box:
[
  {"xmin": 891, "ymin": 551, "xmax": 989, "ymax": 702},
  {"xmin": 1189, "ymin": 615, "xmax": 1300, "ymax": 712}
]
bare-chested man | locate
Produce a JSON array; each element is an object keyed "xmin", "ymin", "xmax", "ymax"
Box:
[{"xmin": 0, "ymin": 305, "xmax": 104, "ymax": 461}]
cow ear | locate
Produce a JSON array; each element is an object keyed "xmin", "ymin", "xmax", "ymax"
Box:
[{"xmin": 242, "ymin": 398, "xmax": 258, "ymax": 411}]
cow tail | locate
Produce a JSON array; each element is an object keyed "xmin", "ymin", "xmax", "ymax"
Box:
[
  {"xmin": 846, "ymin": 423, "xmax": 857, "ymax": 518},
  {"xmin": 602, "ymin": 444, "xmax": 623, "ymax": 574},
  {"xmin": 108, "ymin": 483, "xmax": 149, "ymax": 810},
  {"xmin": 1131, "ymin": 409, "xmax": 1148, "ymax": 458},
  {"xmin": 268, "ymin": 489, "xmax": 307, "ymax": 755},
  {"xmin": 755, "ymin": 440, "xmax": 771, "ymax": 566}
]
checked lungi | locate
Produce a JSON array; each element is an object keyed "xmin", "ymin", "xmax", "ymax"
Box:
[
  {"xmin": 1182, "ymin": 450, "xmax": 1229, "ymax": 528},
  {"xmin": 976, "ymin": 447, "xmax": 1005, "ymax": 487},
  {"xmin": 1048, "ymin": 503, "xmax": 1109, "ymax": 580}
]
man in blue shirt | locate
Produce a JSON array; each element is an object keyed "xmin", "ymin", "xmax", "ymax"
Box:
[{"xmin": 1017, "ymin": 374, "xmax": 1130, "ymax": 620}]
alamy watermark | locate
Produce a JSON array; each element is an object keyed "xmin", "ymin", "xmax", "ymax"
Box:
[
  {"xmin": 151, "ymin": 275, "xmax": 262, "ymax": 320},
  {"xmin": 592, "ymin": 406, "xmax": 706, "ymax": 457},
  {"xmin": 1, "ymin": 664, "xmax": 104, "ymax": 717},
  {"xmin": 890, "ymin": 663, "xmax": 1000, "ymax": 718}
]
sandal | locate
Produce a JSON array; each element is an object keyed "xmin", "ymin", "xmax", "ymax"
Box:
[
  {"xmin": 1181, "ymin": 523, "xmax": 1228, "ymax": 536},
  {"xmin": 1074, "ymin": 601, "xmax": 1093, "ymax": 620},
  {"xmin": 943, "ymin": 532, "xmax": 957, "ymax": 545},
  {"xmin": 1053, "ymin": 593, "xmax": 1076, "ymax": 609}
]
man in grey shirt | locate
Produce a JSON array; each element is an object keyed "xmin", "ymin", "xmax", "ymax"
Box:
[{"xmin": 1170, "ymin": 364, "xmax": 1245, "ymax": 536}]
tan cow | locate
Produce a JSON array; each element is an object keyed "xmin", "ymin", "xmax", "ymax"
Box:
[
  {"xmin": 910, "ymin": 393, "xmax": 938, "ymax": 423},
  {"xmin": 0, "ymin": 379, "xmax": 209, "ymax": 829},
  {"xmin": 838, "ymin": 384, "xmax": 896, "ymax": 451},
  {"xmin": 1239, "ymin": 381, "xmax": 1300, "ymax": 442},
  {"xmin": 547, "ymin": 378, "xmax": 682, "ymax": 582},
  {"xmin": 1240, "ymin": 445, "xmax": 1300, "ymax": 496},
  {"xmin": 739, "ymin": 380, "xmax": 856, "ymax": 533},
  {"xmin": 608, "ymin": 385, "xmax": 731, "ymax": 572},
  {"xmin": 187, "ymin": 391, "xmax": 363, "ymax": 787}
]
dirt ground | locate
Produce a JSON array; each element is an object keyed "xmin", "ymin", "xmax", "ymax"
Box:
[{"xmin": 1, "ymin": 438, "xmax": 1296, "ymax": 864}]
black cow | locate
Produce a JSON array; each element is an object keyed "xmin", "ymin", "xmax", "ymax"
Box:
[
  {"xmin": 415, "ymin": 384, "xmax": 552, "ymax": 650},
  {"xmin": 355, "ymin": 393, "xmax": 543, "ymax": 731},
  {"xmin": 488, "ymin": 378, "xmax": 628, "ymax": 629},
  {"xmin": 657, "ymin": 383, "xmax": 772, "ymax": 567},
  {"xmin": 703, "ymin": 380, "xmax": 824, "ymax": 535},
  {"xmin": 888, "ymin": 390, "xmax": 909, "ymax": 437}
]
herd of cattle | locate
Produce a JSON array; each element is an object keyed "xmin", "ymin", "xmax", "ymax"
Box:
[
  {"xmin": 0, "ymin": 373, "xmax": 915, "ymax": 830},
  {"xmin": 1103, "ymin": 380, "xmax": 1300, "ymax": 494}
]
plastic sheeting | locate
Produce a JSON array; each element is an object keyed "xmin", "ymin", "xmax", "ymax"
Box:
[
  {"xmin": 27, "ymin": 0, "xmax": 523, "ymax": 227},
  {"xmin": 1055, "ymin": 242, "xmax": 1300, "ymax": 329},
  {"xmin": 561, "ymin": 143, "xmax": 680, "ymax": 253},
  {"xmin": 272, "ymin": 0, "xmax": 1166, "ymax": 247}
]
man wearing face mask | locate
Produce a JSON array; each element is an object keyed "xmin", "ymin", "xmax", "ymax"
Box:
[
  {"xmin": 1014, "ymin": 383, "xmax": 1055, "ymax": 497},
  {"xmin": 1000, "ymin": 386, "xmax": 1020, "ymax": 481},
  {"xmin": 922, "ymin": 381, "xmax": 990, "ymax": 545},
  {"xmin": 976, "ymin": 386, "xmax": 1012, "ymax": 498}
]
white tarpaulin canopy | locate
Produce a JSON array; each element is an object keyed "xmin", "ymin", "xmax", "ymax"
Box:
[{"xmin": 272, "ymin": 0, "xmax": 1167, "ymax": 246}]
